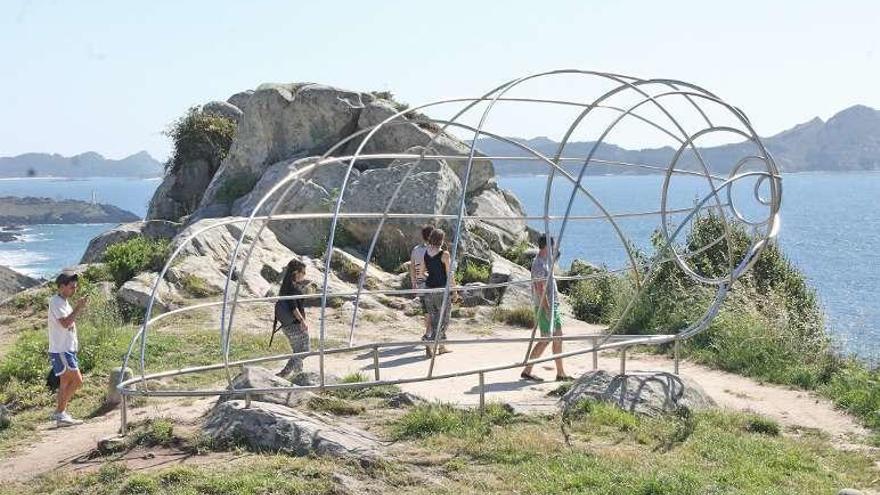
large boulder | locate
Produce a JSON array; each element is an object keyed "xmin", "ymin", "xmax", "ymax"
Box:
[
  {"xmin": 202, "ymin": 100, "xmax": 243, "ymax": 123},
  {"xmin": 489, "ymin": 254, "xmax": 533, "ymax": 309},
  {"xmin": 348, "ymin": 99, "xmax": 495, "ymax": 193},
  {"xmin": 561, "ymin": 370, "xmax": 716, "ymax": 417},
  {"xmin": 340, "ymin": 155, "xmax": 463, "ymax": 268},
  {"xmin": 80, "ymin": 220, "xmax": 178, "ymax": 263},
  {"xmin": 222, "ymin": 366, "xmax": 314, "ymax": 407},
  {"xmin": 0, "ymin": 265, "xmax": 40, "ymax": 301},
  {"xmin": 231, "ymin": 156, "xmax": 358, "ymax": 256},
  {"xmin": 200, "ymin": 84, "xmax": 364, "ymax": 209},
  {"xmin": 117, "ymin": 272, "xmax": 180, "ymax": 313},
  {"xmin": 204, "ymin": 400, "xmax": 383, "ymax": 465},
  {"xmin": 227, "ymin": 90, "xmax": 254, "ymax": 111},
  {"xmin": 466, "ymin": 183, "xmax": 528, "ymax": 253}
]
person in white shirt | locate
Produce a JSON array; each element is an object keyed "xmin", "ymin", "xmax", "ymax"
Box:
[
  {"xmin": 410, "ymin": 224, "xmax": 434, "ymax": 340},
  {"xmin": 48, "ymin": 270, "xmax": 88, "ymax": 427}
]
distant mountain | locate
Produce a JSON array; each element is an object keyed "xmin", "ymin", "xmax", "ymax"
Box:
[
  {"xmin": 0, "ymin": 151, "xmax": 163, "ymax": 178},
  {"xmin": 0, "ymin": 197, "xmax": 140, "ymax": 224},
  {"xmin": 475, "ymin": 105, "xmax": 880, "ymax": 176}
]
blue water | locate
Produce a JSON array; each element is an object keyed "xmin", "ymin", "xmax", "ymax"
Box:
[
  {"xmin": 0, "ymin": 177, "xmax": 160, "ymax": 277},
  {"xmin": 498, "ymin": 172, "xmax": 880, "ymax": 362},
  {"xmin": 0, "ymin": 174, "xmax": 877, "ymax": 361}
]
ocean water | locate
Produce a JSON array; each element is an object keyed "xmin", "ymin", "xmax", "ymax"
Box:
[{"xmin": 0, "ymin": 174, "xmax": 876, "ymax": 361}]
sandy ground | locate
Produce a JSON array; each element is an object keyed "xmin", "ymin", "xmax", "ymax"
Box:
[{"xmin": 0, "ymin": 310, "xmax": 871, "ymax": 482}]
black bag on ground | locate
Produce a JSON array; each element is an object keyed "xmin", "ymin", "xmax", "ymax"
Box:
[{"xmin": 45, "ymin": 369, "xmax": 60, "ymax": 392}]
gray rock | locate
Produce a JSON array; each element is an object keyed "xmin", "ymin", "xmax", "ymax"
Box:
[
  {"xmin": 837, "ymin": 490, "xmax": 864, "ymax": 495},
  {"xmin": 489, "ymin": 254, "xmax": 533, "ymax": 309},
  {"xmin": 80, "ymin": 220, "xmax": 178, "ymax": 263},
  {"xmin": 105, "ymin": 367, "xmax": 132, "ymax": 407},
  {"xmin": 204, "ymin": 400, "xmax": 383, "ymax": 465},
  {"xmin": 460, "ymin": 282, "xmax": 490, "ymax": 307},
  {"xmin": 349, "ymin": 99, "xmax": 494, "ymax": 193},
  {"xmin": 289, "ymin": 371, "xmax": 339, "ymax": 387},
  {"xmin": 202, "ymin": 100, "xmax": 244, "ymax": 123},
  {"xmin": 386, "ymin": 392, "xmax": 424, "ymax": 408},
  {"xmin": 0, "ymin": 404, "xmax": 10, "ymax": 430},
  {"xmin": 0, "ymin": 265, "xmax": 41, "ymax": 302},
  {"xmin": 224, "ymin": 366, "xmax": 314, "ymax": 407},
  {"xmin": 200, "ymin": 83, "xmax": 365, "ymax": 208},
  {"xmin": 466, "ymin": 184, "xmax": 528, "ymax": 252},
  {"xmin": 341, "ymin": 155, "xmax": 463, "ymax": 266},
  {"xmin": 227, "ymin": 90, "xmax": 254, "ymax": 111},
  {"xmin": 117, "ymin": 272, "xmax": 180, "ymax": 313},
  {"xmin": 561, "ymin": 370, "xmax": 716, "ymax": 417},
  {"xmin": 231, "ymin": 156, "xmax": 358, "ymax": 255},
  {"xmin": 97, "ymin": 435, "xmax": 126, "ymax": 454}
]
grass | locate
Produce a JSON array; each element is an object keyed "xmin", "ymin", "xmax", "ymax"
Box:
[
  {"xmin": 390, "ymin": 402, "xmax": 877, "ymax": 494},
  {"xmin": 500, "ymin": 239, "xmax": 532, "ymax": 268},
  {"xmin": 0, "ymin": 287, "xmax": 290, "ymax": 453},
  {"xmin": 327, "ymin": 372, "xmax": 401, "ymax": 400},
  {"xmin": 562, "ymin": 212, "xmax": 880, "ymax": 432},
  {"xmin": 2, "ymin": 456, "xmax": 338, "ymax": 495},
  {"xmin": 390, "ymin": 402, "xmax": 516, "ymax": 440},
  {"xmin": 492, "ymin": 306, "xmax": 536, "ymax": 328}
]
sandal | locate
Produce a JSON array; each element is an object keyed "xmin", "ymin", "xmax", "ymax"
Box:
[
  {"xmin": 555, "ymin": 375, "xmax": 574, "ymax": 382},
  {"xmin": 520, "ymin": 372, "xmax": 544, "ymax": 382}
]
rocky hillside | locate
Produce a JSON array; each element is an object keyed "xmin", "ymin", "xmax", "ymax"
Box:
[
  {"xmin": 0, "ymin": 151, "xmax": 163, "ymax": 178},
  {"xmin": 79, "ymin": 83, "xmax": 538, "ymax": 316},
  {"xmin": 479, "ymin": 105, "xmax": 880, "ymax": 175},
  {"xmin": 0, "ymin": 197, "xmax": 140, "ymax": 225},
  {"xmin": 0, "ymin": 265, "xmax": 40, "ymax": 301}
]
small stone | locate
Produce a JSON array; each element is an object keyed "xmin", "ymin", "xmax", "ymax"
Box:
[
  {"xmin": 837, "ymin": 490, "xmax": 864, "ymax": 495},
  {"xmin": 386, "ymin": 392, "xmax": 423, "ymax": 408},
  {"xmin": 0, "ymin": 405, "xmax": 11, "ymax": 430},
  {"xmin": 97, "ymin": 435, "xmax": 125, "ymax": 453}
]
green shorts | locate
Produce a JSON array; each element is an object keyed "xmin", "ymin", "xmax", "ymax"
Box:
[{"xmin": 536, "ymin": 306, "xmax": 562, "ymax": 337}]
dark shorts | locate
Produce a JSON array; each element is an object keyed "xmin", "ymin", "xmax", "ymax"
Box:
[{"xmin": 50, "ymin": 352, "xmax": 79, "ymax": 376}]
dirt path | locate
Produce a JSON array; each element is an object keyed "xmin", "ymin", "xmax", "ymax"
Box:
[{"xmin": 0, "ymin": 317, "xmax": 869, "ymax": 482}]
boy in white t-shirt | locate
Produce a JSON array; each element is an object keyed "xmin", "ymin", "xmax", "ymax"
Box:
[{"xmin": 48, "ymin": 270, "xmax": 88, "ymax": 427}]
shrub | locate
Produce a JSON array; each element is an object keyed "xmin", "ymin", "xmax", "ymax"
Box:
[
  {"xmin": 82, "ymin": 263, "xmax": 113, "ymax": 283},
  {"xmin": 492, "ymin": 306, "xmax": 536, "ymax": 328},
  {"xmin": 501, "ymin": 240, "xmax": 532, "ymax": 268},
  {"xmin": 103, "ymin": 236, "xmax": 170, "ymax": 287},
  {"xmin": 164, "ymin": 107, "xmax": 236, "ymax": 175},
  {"xmin": 455, "ymin": 259, "xmax": 491, "ymax": 285},
  {"xmin": 567, "ymin": 271, "xmax": 621, "ymax": 324},
  {"xmin": 743, "ymin": 415, "xmax": 781, "ymax": 436}
]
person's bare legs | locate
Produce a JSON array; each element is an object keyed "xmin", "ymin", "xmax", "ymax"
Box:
[
  {"xmin": 56, "ymin": 369, "xmax": 83, "ymax": 414},
  {"xmin": 521, "ymin": 340, "xmax": 549, "ymax": 376},
  {"xmin": 552, "ymin": 332, "xmax": 567, "ymax": 377}
]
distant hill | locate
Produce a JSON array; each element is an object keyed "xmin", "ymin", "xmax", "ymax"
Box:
[
  {"xmin": 0, "ymin": 197, "xmax": 140, "ymax": 224},
  {"xmin": 475, "ymin": 105, "xmax": 880, "ymax": 176},
  {"xmin": 0, "ymin": 151, "xmax": 163, "ymax": 178}
]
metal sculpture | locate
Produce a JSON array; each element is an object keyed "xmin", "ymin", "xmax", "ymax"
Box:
[{"xmin": 118, "ymin": 70, "xmax": 782, "ymax": 432}]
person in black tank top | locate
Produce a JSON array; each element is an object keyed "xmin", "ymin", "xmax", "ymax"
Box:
[
  {"xmin": 275, "ymin": 258, "xmax": 311, "ymax": 378},
  {"xmin": 422, "ymin": 228, "xmax": 453, "ymax": 356}
]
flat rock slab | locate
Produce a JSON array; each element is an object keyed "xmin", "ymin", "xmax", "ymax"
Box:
[
  {"xmin": 204, "ymin": 400, "xmax": 383, "ymax": 466},
  {"xmin": 561, "ymin": 370, "xmax": 716, "ymax": 417}
]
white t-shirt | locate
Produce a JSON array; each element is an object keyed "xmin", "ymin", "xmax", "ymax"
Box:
[
  {"xmin": 48, "ymin": 294, "xmax": 78, "ymax": 353},
  {"xmin": 410, "ymin": 243, "xmax": 428, "ymax": 285}
]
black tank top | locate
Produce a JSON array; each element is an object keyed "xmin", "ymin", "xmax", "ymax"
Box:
[{"xmin": 424, "ymin": 249, "xmax": 447, "ymax": 288}]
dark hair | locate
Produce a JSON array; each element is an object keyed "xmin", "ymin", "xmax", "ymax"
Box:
[
  {"xmin": 279, "ymin": 258, "xmax": 306, "ymax": 296},
  {"xmin": 538, "ymin": 235, "xmax": 554, "ymax": 250},
  {"xmin": 421, "ymin": 224, "xmax": 434, "ymax": 242},
  {"xmin": 55, "ymin": 272, "xmax": 78, "ymax": 287},
  {"xmin": 428, "ymin": 228, "xmax": 445, "ymax": 247}
]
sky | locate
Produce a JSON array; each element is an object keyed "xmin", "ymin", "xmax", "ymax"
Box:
[{"xmin": 1, "ymin": 0, "xmax": 878, "ymax": 161}]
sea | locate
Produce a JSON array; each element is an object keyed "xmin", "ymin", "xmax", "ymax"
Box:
[{"xmin": 0, "ymin": 173, "xmax": 877, "ymax": 362}]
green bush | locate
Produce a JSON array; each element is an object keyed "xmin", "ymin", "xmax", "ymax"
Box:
[
  {"xmin": 492, "ymin": 306, "xmax": 536, "ymax": 328},
  {"xmin": 743, "ymin": 415, "xmax": 780, "ymax": 436},
  {"xmin": 455, "ymin": 259, "xmax": 491, "ymax": 285},
  {"xmin": 103, "ymin": 236, "xmax": 170, "ymax": 287},
  {"xmin": 164, "ymin": 107, "xmax": 236, "ymax": 175},
  {"xmin": 501, "ymin": 240, "xmax": 532, "ymax": 268},
  {"xmin": 566, "ymin": 271, "xmax": 622, "ymax": 324}
]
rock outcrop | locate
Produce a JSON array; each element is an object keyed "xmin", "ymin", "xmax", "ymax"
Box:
[
  {"xmin": 561, "ymin": 370, "xmax": 716, "ymax": 417},
  {"xmin": 204, "ymin": 399, "xmax": 383, "ymax": 465},
  {"xmin": 0, "ymin": 265, "xmax": 40, "ymax": 301}
]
